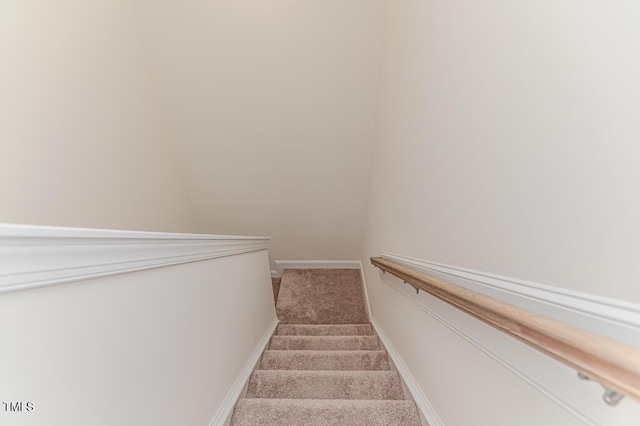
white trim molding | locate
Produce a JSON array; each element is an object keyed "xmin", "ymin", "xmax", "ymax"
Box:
[
  {"xmin": 272, "ymin": 260, "xmax": 361, "ymax": 278},
  {"xmin": 0, "ymin": 224, "xmax": 270, "ymax": 294},
  {"xmin": 209, "ymin": 319, "xmax": 279, "ymax": 426},
  {"xmin": 375, "ymin": 253, "xmax": 640, "ymax": 426},
  {"xmin": 359, "ymin": 262, "xmax": 372, "ymax": 321},
  {"xmin": 381, "ymin": 252, "xmax": 640, "ymax": 347},
  {"xmin": 371, "ymin": 317, "xmax": 444, "ymax": 426}
]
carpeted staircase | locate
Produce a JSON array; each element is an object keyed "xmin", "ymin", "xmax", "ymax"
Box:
[{"xmin": 230, "ymin": 269, "xmax": 422, "ymax": 425}]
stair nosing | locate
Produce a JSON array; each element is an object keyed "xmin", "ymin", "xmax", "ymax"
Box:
[
  {"xmin": 251, "ymin": 369, "xmax": 399, "ymax": 375},
  {"xmin": 263, "ymin": 349, "xmax": 386, "ymax": 354},
  {"xmin": 272, "ymin": 334, "xmax": 378, "ymax": 339}
]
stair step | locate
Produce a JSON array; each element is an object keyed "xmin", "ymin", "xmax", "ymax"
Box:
[
  {"xmin": 276, "ymin": 324, "xmax": 374, "ymax": 336},
  {"xmin": 269, "ymin": 335, "xmax": 380, "ymax": 350},
  {"xmin": 260, "ymin": 350, "xmax": 390, "ymax": 371},
  {"xmin": 231, "ymin": 398, "xmax": 421, "ymax": 426},
  {"xmin": 247, "ymin": 370, "xmax": 405, "ymax": 400}
]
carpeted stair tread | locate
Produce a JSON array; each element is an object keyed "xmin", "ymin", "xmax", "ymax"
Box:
[
  {"xmin": 230, "ymin": 398, "xmax": 421, "ymax": 426},
  {"xmin": 260, "ymin": 350, "xmax": 390, "ymax": 371},
  {"xmin": 246, "ymin": 370, "xmax": 405, "ymax": 400},
  {"xmin": 276, "ymin": 324, "xmax": 374, "ymax": 336},
  {"xmin": 269, "ymin": 335, "xmax": 380, "ymax": 350}
]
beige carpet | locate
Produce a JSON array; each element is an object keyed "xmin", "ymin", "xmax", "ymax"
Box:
[
  {"xmin": 230, "ymin": 324, "xmax": 421, "ymax": 426},
  {"xmin": 246, "ymin": 370, "xmax": 405, "ymax": 400},
  {"xmin": 230, "ymin": 269, "xmax": 420, "ymax": 425},
  {"xmin": 260, "ymin": 350, "xmax": 390, "ymax": 371},
  {"xmin": 232, "ymin": 399, "xmax": 421, "ymax": 426},
  {"xmin": 269, "ymin": 335, "xmax": 380, "ymax": 350},
  {"xmin": 275, "ymin": 269, "xmax": 369, "ymax": 324},
  {"xmin": 276, "ymin": 324, "xmax": 373, "ymax": 336}
]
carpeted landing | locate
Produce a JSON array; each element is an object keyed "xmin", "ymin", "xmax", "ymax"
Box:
[
  {"xmin": 275, "ymin": 269, "xmax": 369, "ymax": 324},
  {"xmin": 230, "ymin": 324, "xmax": 422, "ymax": 425}
]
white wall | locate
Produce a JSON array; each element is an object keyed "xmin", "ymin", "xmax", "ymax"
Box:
[
  {"xmin": 365, "ymin": 0, "xmax": 640, "ymax": 303},
  {"xmin": 135, "ymin": 0, "xmax": 384, "ymax": 262},
  {"xmin": 363, "ymin": 0, "xmax": 640, "ymax": 425},
  {"xmin": 0, "ymin": 228, "xmax": 276, "ymax": 426},
  {"xmin": 0, "ymin": 0, "xmax": 196, "ymax": 232}
]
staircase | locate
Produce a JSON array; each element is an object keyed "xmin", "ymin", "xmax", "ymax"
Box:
[
  {"xmin": 230, "ymin": 269, "xmax": 422, "ymax": 425},
  {"xmin": 230, "ymin": 323, "xmax": 421, "ymax": 425}
]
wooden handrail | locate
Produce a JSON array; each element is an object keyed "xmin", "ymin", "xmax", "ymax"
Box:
[{"xmin": 370, "ymin": 256, "xmax": 640, "ymax": 403}]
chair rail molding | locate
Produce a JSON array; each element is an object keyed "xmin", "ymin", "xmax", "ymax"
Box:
[
  {"xmin": 0, "ymin": 224, "xmax": 270, "ymax": 294},
  {"xmin": 374, "ymin": 253, "xmax": 640, "ymax": 426},
  {"xmin": 381, "ymin": 253, "xmax": 640, "ymax": 347}
]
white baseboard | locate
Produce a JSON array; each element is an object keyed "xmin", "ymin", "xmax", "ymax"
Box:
[
  {"xmin": 371, "ymin": 317, "xmax": 444, "ymax": 426},
  {"xmin": 359, "ymin": 261, "xmax": 372, "ymax": 321},
  {"xmin": 208, "ymin": 318, "xmax": 279, "ymax": 426},
  {"xmin": 272, "ymin": 260, "xmax": 361, "ymax": 277}
]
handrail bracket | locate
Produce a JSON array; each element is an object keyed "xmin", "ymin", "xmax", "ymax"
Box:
[
  {"xmin": 402, "ymin": 280, "xmax": 420, "ymax": 294},
  {"xmin": 578, "ymin": 373, "xmax": 625, "ymax": 406}
]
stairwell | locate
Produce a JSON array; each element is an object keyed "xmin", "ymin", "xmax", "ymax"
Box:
[{"xmin": 230, "ymin": 269, "xmax": 422, "ymax": 425}]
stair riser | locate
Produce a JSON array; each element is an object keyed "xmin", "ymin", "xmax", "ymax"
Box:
[
  {"xmin": 247, "ymin": 371, "xmax": 405, "ymax": 400},
  {"xmin": 269, "ymin": 336, "xmax": 380, "ymax": 350},
  {"xmin": 276, "ymin": 324, "xmax": 374, "ymax": 336},
  {"xmin": 231, "ymin": 399, "xmax": 422, "ymax": 426},
  {"xmin": 260, "ymin": 351, "xmax": 390, "ymax": 371}
]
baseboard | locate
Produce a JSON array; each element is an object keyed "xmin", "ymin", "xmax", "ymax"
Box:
[
  {"xmin": 208, "ymin": 318, "xmax": 279, "ymax": 426},
  {"xmin": 0, "ymin": 223, "xmax": 270, "ymax": 294},
  {"xmin": 371, "ymin": 317, "xmax": 444, "ymax": 426},
  {"xmin": 272, "ymin": 260, "xmax": 361, "ymax": 277},
  {"xmin": 359, "ymin": 261, "xmax": 372, "ymax": 321}
]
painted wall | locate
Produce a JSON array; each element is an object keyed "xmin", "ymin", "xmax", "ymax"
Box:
[
  {"xmin": 0, "ymin": 248, "xmax": 276, "ymax": 426},
  {"xmin": 362, "ymin": 0, "xmax": 640, "ymax": 425},
  {"xmin": 135, "ymin": 0, "xmax": 384, "ymax": 262},
  {"xmin": 0, "ymin": 0, "xmax": 196, "ymax": 232}
]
